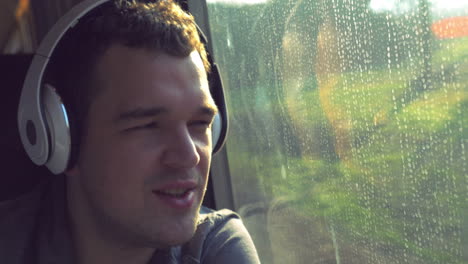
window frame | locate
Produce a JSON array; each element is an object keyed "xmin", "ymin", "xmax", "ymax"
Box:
[{"xmin": 188, "ymin": 0, "xmax": 236, "ymax": 211}]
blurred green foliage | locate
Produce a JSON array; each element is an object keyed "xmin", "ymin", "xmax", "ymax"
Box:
[{"xmin": 208, "ymin": 0, "xmax": 467, "ymax": 263}]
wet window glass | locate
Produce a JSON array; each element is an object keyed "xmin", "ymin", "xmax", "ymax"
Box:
[{"xmin": 207, "ymin": 0, "xmax": 467, "ymax": 263}]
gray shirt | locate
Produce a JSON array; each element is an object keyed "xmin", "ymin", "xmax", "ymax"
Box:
[{"xmin": 0, "ymin": 176, "xmax": 260, "ymax": 264}]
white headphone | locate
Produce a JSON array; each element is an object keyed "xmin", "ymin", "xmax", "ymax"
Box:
[{"xmin": 17, "ymin": 0, "xmax": 228, "ymax": 175}]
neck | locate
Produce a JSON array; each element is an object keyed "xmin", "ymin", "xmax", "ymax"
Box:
[
  {"xmin": 66, "ymin": 178, "xmax": 155, "ymax": 264},
  {"xmin": 71, "ymin": 225, "xmax": 155, "ymax": 264}
]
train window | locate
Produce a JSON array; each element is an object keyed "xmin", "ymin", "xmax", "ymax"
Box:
[{"xmin": 206, "ymin": 0, "xmax": 467, "ymax": 263}]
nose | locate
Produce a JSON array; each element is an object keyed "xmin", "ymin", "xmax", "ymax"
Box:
[{"xmin": 161, "ymin": 127, "xmax": 200, "ymax": 169}]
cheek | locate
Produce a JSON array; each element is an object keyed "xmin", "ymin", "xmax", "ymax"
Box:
[
  {"xmin": 199, "ymin": 147, "xmax": 212, "ymax": 180},
  {"xmin": 82, "ymin": 127, "xmax": 159, "ymax": 173},
  {"xmin": 77, "ymin": 133, "xmax": 153, "ymax": 208}
]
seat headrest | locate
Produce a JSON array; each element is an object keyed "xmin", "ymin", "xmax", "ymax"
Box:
[{"xmin": 0, "ymin": 54, "xmax": 53, "ymax": 201}]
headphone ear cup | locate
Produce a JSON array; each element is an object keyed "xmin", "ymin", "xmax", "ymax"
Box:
[
  {"xmin": 211, "ymin": 113, "xmax": 222, "ymax": 151},
  {"xmin": 42, "ymin": 84, "xmax": 71, "ymax": 174},
  {"xmin": 209, "ymin": 64, "xmax": 228, "ymax": 154}
]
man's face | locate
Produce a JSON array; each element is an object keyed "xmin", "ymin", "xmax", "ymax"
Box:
[{"xmin": 66, "ymin": 44, "xmax": 217, "ymax": 248}]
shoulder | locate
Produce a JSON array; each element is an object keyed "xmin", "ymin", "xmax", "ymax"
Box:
[
  {"xmin": 198, "ymin": 207, "xmax": 252, "ymax": 247},
  {"xmin": 0, "ymin": 182, "xmax": 47, "ymax": 262},
  {"xmin": 182, "ymin": 206, "xmax": 261, "ymax": 264},
  {"xmin": 198, "ymin": 206, "xmax": 240, "ymax": 226},
  {"xmin": 0, "ymin": 181, "xmax": 46, "ymax": 225}
]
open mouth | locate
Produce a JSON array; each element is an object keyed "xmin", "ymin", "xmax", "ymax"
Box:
[
  {"xmin": 154, "ymin": 188, "xmax": 193, "ymax": 198},
  {"xmin": 152, "ymin": 187, "xmax": 197, "ymax": 209}
]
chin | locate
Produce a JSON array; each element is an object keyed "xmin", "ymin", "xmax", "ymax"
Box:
[
  {"xmin": 154, "ymin": 227, "xmax": 197, "ymax": 248},
  {"xmin": 150, "ymin": 216, "xmax": 200, "ymax": 247}
]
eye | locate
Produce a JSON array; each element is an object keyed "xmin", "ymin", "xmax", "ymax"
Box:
[
  {"xmin": 141, "ymin": 122, "xmax": 159, "ymax": 129},
  {"xmin": 127, "ymin": 121, "xmax": 159, "ymax": 131},
  {"xmin": 189, "ymin": 120, "xmax": 212, "ymax": 129}
]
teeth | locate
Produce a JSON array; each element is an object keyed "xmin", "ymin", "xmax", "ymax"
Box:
[{"xmin": 161, "ymin": 188, "xmax": 187, "ymax": 195}]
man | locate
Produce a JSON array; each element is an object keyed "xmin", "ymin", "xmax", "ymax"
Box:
[{"xmin": 0, "ymin": 0, "xmax": 260, "ymax": 263}]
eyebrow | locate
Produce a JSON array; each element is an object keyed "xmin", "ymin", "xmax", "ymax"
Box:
[{"xmin": 115, "ymin": 105, "xmax": 219, "ymax": 123}]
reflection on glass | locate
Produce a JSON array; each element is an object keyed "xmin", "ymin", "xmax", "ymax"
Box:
[{"xmin": 207, "ymin": 0, "xmax": 467, "ymax": 263}]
